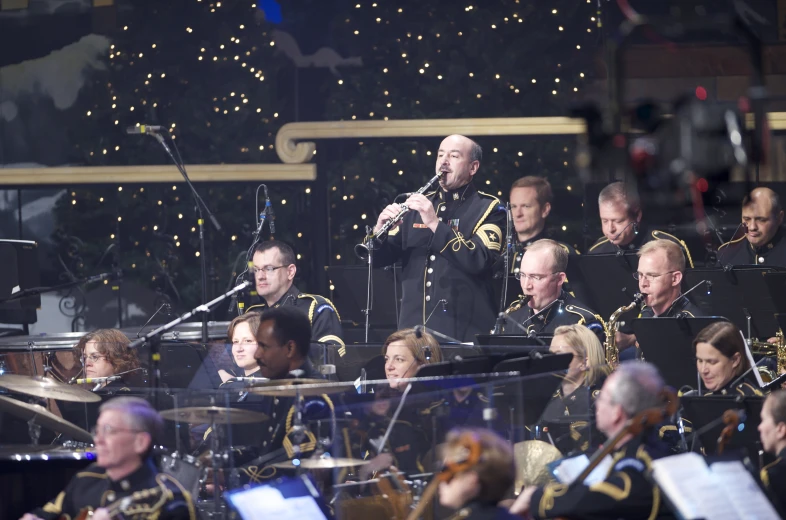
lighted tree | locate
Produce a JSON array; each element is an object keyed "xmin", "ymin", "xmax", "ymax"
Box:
[{"xmin": 320, "ymin": 0, "xmax": 599, "ymax": 260}]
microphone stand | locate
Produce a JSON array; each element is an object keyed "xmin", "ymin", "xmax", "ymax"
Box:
[
  {"xmin": 0, "ymin": 270, "xmax": 121, "ymax": 303},
  {"xmin": 128, "ymin": 280, "xmax": 250, "ymax": 409},
  {"xmin": 148, "ymin": 131, "xmax": 222, "ymax": 344},
  {"xmin": 661, "ymin": 279, "xmax": 710, "ymax": 317},
  {"xmin": 500, "ymin": 297, "xmax": 564, "ymax": 336},
  {"xmin": 499, "ymin": 203, "xmax": 513, "ymax": 313},
  {"xmin": 363, "ymin": 225, "xmax": 376, "ymax": 343}
]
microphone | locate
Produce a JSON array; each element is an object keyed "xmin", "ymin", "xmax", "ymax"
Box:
[
  {"xmin": 265, "ymin": 186, "xmax": 275, "ymax": 235},
  {"xmin": 73, "ymin": 375, "xmax": 122, "ymax": 385},
  {"xmin": 126, "ymin": 125, "xmax": 164, "ymax": 134},
  {"xmin": 228, "ymin": 376, "xmax": 269, "ymax": 383},
  {"xmin": 414, "ymin": 325, "xmax": 423, "ymax": 338},
  {"xmin": 610, "ymin": 221, "xmax": 637, "ymax": 253}
]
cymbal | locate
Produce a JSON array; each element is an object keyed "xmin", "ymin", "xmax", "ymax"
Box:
[
  {"xmin": 0, "ymin": 375, "xmax": 101, "ymax": 403},
  {"xmin": 159, "ymin": 406, "xmax": 268, "ymax": 424},
  {"xmin": 514, "ymin": 440, "xmax": 562, "ymax": 490},
  {"xmin": 246, "ymin": 379, "xmax": 353, "ymax": 397},
  {"xmin": 273, "ymin": 457, "xmax": 369, "ymax": 469},
  {"xmin": 0, "ymin": 395, "xmax": 93, "ymax": 443}
]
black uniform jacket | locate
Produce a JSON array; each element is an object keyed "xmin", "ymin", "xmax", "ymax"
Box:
[
  {"xmin": 760, "ymin": 447, "xmax": 786, "ymax": 516},
  {"xmin": 502, "ymin": 290, "xmax": 605, "ymax": 340},
  {"xmin": 588, "ymin": 226, "xmax": 694, "ymax": 268},
  {"xmin": 30, "ymin": 459, "xmax": 195, "ymax": 520},
  {"xmin": 717, "ymin": 227, "xmax": 786, "ymax": 267},
  {"xmin": 508, "ymin": 229, "xmax": 578, "ymax": 275},
  {"xmin": 372, "ymin": 181, "xmax": 506, "ymax": 341},
  {"xmin": 529, "ymin": 432, "xmax": 671, "ymax": 520},
  {"xmin": 619, "ymin": 296, "xmax": 704, "ymax": 362},
  {"xmin": 445, "ymin": 500, "xmax": 522, "ymax": 520},
  {"xmin": 245, "ymin": 284, "xmax": 345, "ymax": 356}
]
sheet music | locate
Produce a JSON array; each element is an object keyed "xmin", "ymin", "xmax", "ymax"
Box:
[
  {"xmin": 652, "ymin": 453, "xmax": 780, "ymax": 520},
  {"xmin": 229, "ymin": 485, "xmax": 328, "ymax": 520},
  {"xmin": 552, "ymin": 454, "xmax": 614, "ymax": 486}
]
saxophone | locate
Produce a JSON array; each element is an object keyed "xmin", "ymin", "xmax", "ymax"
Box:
[{"xmin": 604, "ymin": 293, "xmax": 645, "ymax": 367}]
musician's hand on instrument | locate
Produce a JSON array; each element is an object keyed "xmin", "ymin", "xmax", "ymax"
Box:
[
  {"xmin": 90, "ymin": 509, "xmax": 111, "ymax": 520},
  {"xmin": 375, "ymin": 204, "xmax": 404, "ymax": 234},
  {"xmin": 767, "ymin": 336, "xmax": 779, "ymax": 344},
  {"xmin": 616, "ymin": 331, "xmax": 636, "ymax": 350},
  {"xmin": 405, "ymin": 194, "xmax": 438, "ymax": 232},
  {"xmin": 358, "ymin": 452, "xmax": 394, "ymax": 479},
  {"xmin": 509, "ymin": 485, "xmax": 537, "ymax": 517}
]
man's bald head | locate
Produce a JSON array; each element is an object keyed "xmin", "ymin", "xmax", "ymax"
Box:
[
  {"xmin": 742, "ymin": 187, "xmax": 784, "ymax": 248},
  {"xmin": 436, "ymin": 135, "xmax": 482, "ymax": 191}
]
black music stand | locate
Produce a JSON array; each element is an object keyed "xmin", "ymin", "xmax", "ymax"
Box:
[
  {"xmin": 492, "ymin": 354, "xmax": 571, "ymax": 426},
  {"xmin": 684, "ymin": 267, "xmax": 785, "ymax": 339},
  {"xmin": 633, "ymin": 317, "xmax": 727, "ymax": 391},
  {"xmin": 475, "ymin": 335, "xmax": 553, "ymax": 348},
  {"xmin": 681, "ymin": 395, "xmax": 765, "ymax": 461},
  {"xmin": 764, "ymin": 271, "xmax": 786, "ymax": 316},
  {"xmin": 326, "ymin": 265, "xmax": 401, "ymax": 327},
  {"xmin": 574, "ymin": 252, "xmax": 640, "ymax": 319}
]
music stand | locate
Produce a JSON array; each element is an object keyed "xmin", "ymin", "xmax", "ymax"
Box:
[
  {"xmin": 326, "ymin": 265, "xmax": 401, "ymax": 327},
  {"xmin": 574, "ymin": 252, "xmax": 640, "ymax": 319},
  {"xmin": 475, "ymin": 335, "xmax": 553, "ymax": 347},
  {"xmin": 681, "ymin": 395, "xmax": 765, "ymax": 462},
  {"xmin": 492, "ymin": 354, "xmax": 571, "ymax": 426},
  {"xmin": 633, "ymin": 317, "xmax": 727, "ymax": 391},
  {"xmin": 764, "ymin": 271, "xmax": 786, "ymax": 317},
  {"xmin": 684, "ymin": 267, "xmax": 785, "ymax": 339}
]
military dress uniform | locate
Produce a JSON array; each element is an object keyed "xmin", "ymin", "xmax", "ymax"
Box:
[
  {"xmin": 420, "ymin": 388, "xmax": 494, "ymax": 442},
  {"xmin": 372, "ymin": 182, "xmax": 506, "ymax": 342},
  {"xmin": 539, "ymin": 379, "xmax": 605, "ymax": 455},
  {"xmin": 619, "ymin": 296, "xmax": 704, "ymax": 362},
  {"xmin": 59, "ymin": 377, "xmax": 136, "ymax": 435},
  {"xmin": 588, "ymin": 226, "xmax": 695, "ymax": 268},
  {"xmin": 445, "ymin": 500, "xmax": 521, "ymax": 520},
  {"xmin": 243, "ymin": 284, "xmax": 345, "ymax": 356},
  {"xmin": 702, "ymin": 376, "xmax": 763, "ymax": 396},
  {"xmin": 501, "ymin": 290, "xmax": 605, "ymax": 340},
  {"xmin": 717, "ymin": 228, "xmax": 786, "ymax": 267},
  {"xmin": 528, "ymin": 432, "xmax": 671, "ymax": 520},
  {"xmin": 509, "ymin": 230, "xmax": 578, "ymax": 276},
  {"xmin": 30, "ymin": 459, "xmax": 195, "ymax": 520},
  {"xmin": 760, "ymin": 448, "xmax": 786, "ymax": 516}
]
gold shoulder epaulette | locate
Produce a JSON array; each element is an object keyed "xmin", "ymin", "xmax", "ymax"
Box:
[
  {"xmin": 299, "ymin": 293, "xmax": 342, "ymax": 324},
  {"xmin": 477, "ymin": 190, "xmax": 501, "ymax": 203},
  {"xmin": 588, "ymin": 237, "xmax": 609, "ymax": 252},
  {"xmin": 245, "ymin": 303, "xmax": 268, "ymax": 314}
]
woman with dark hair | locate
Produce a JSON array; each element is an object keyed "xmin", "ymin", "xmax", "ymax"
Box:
[
  {"xmin": 693, "ymin": 321, "xmax": 763, "ymax": 396},
  {"xmin": 218, "ymin": 313, "xmax": 262, "ymax": 383}
]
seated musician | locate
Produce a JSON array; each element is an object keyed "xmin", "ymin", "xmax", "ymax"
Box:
[
  {"xmin": 502, "ymin": 239, "xmax": 604, "ymax": 339},
  {"xmin": 587, "ymin": 181, "xmax": 693, "ymax": 265},
  {"xmin": 510, "ymin": 361, "xmax": 672, "ymax": 519},
  {"xmin": 60, "ymin": 329, "xmax": 142, "ymax": 433},
  {"xmin": 22, "ymin": 396, "xmax": 195, "ymax": 520},
  {"xmin": 694, "ymin": 321, "xmax": 762, "ymax": 396},
  {"xmin": 758, "ymin": 389, "xmax": 786, "ymax": 515},
  {"xmin": 540, "ymin": 324, "xmax": 611, "ymax": 454},
  {"xmin": 236, "ymin": 306, "xmax": 333, "ymax": 483},
  {"xmin": 718, "ymin": 187, "xmax": 786, "ymax": 267},
  {"xmin": 617, "ymin": 239, "xmax": 703, "ymax": 361},
  {"xmin": 74, "ymin": 328, "xmax": 141, "ymax": 391},
  {"xmin": 359, "ymin": 328, "xmax": 443, "ymax": 477},
  {"xmin": 218, "ymin": 313, "xmax": 263, "ymax": 383},
  {"xmin": 438, "ymin": 428, "xmax": 520, "ymax": 520}
]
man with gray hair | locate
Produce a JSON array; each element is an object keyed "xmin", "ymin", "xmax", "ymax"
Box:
[
  {"xmin": 511, "ymin": 361, "xmax": 672, "ymax": 519},
  {"xmin": 588, "ymin": 181, "xmax": 693, "ymax": 267},
  {"xmin": 24, "ymin": 397, "xmax": 195, "ymax": 520},
  {"xmin": 501, "ymin": 239, "xmax": 603, "ymax": 339}
]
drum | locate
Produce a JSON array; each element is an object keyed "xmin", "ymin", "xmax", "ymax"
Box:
[
  {"xmin": 160, "ymin": 452, "xmax": 204, "ymax": 500},
  {"xmin": 0, "ymin": 447, "xmax": 95, "ymax": 518}
]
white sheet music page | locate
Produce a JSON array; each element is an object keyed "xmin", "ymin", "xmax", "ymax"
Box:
[
  {"xmin": 709, "ymin": 461, "xmax": 780, "ymax": 520},
  {"xmin": 651, "ymin": 452, "xmax": 736, "ymax": 520}
]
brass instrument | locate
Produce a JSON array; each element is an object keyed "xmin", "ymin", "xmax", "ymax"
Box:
[
  {"xmin": 603, "ymin": 293, "xmax": 645, "ymax": 367},
  {"xmin": 354, "ymin": 172, "xmax": 443, "ymax": 260},
  {"xmin": 748, "ymin": 330, "xmax": 786, "ymax": 381}
]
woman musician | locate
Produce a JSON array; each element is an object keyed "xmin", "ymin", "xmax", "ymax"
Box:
[
  {"xmin": 538, "ymin": 324, "xmax": 610, "ymax": 454},
  {"xmin": 694, "ymin": 321, "xmax": 763, "ymax": 396},
  {"xmin": 218, "ymin": 312, "xmax": 263, "ymax": 384}
]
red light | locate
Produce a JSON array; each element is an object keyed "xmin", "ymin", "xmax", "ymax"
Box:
[
  {"xmin": 696, "ymin": 178, "xmax": 709, "ymax": 193},
  {"xmin": 695, "ymin": 86, "xmax": 707, "ymax": 101}
]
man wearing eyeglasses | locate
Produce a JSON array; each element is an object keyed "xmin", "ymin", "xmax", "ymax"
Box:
[
  {"xmin": 239, "ymin": 240, "xmax": 345, "ymax": 355},
  {"xmin": 500, "ymin": 239, "xmax": 604, "ymax": 339},
  {"xmin": 718, "ymin": 187, "xmax": 786, "ymax": 267},
  {"xmin": 23, "ymin": 397, "xmax": 195, "ymax": 520},
  {"xmin": 617, "ymin": 239, "xmax": 702, "ymax": 361}
]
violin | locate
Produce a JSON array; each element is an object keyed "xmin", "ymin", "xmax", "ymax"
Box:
[
  {"xmin": 405, "ymin": 432, "xmax": 482, "ymax": 520},
  {"xmin": 716, "ymin": 409, "xmax": 743, "ymax": 455},
  {"xmin": 570, "ymin": 387, "xmax": 679, "ymax": 485}
]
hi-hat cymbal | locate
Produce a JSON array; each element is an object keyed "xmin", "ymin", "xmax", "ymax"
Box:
[
  {"xmin": 159, "ymin": 406, "xmax": 268, "ymax": 424},
  {"xmin": 272, "ymin": 457, "xmax": 369, "ymax": 469},
  {"xmin": 514, "ymin": 440, "xmax": 563, "ymax": 490},
  {"xmin": 0, "ymin": 375, "xmax": 101, "ymax": 403},
  {"xmin": 0, "ymin": 395, "xmax": 93, "ymax": 443},
  {"xmin": 246, "ymin": 379, "xmax": 354, "ymax": 397}
]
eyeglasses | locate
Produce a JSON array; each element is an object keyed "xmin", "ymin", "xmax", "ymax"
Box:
[
  {"xmin": 633, "ymin": 270, "xmax": 677, "ymax": 282},
  {"xmin": 252, "ymin": 265, "xmax": 288, "ymax": 275},
  {"xmin": 91, "ymin": 424, "xmax": 143, "ymax": 438},
  {"xmin": 84, "ymin": 354, "xmax": 107, "ymax": 364},
  {"xmin": 514, "ymin": 272, "xmax": 558, "ymax": 282}
]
